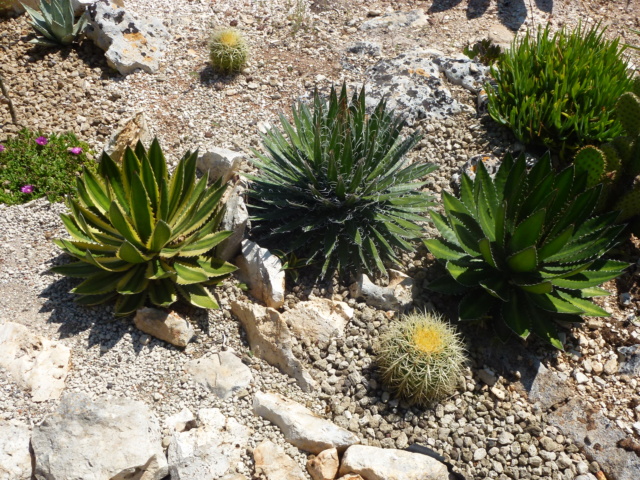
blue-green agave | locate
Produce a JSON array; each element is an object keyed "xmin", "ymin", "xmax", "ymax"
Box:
[
  {"xmin": 23, "ymin": 0, "xmax": 87, "ymax": 47},
  {"xmin": 51, "ymin": 139, "xmax": 236, "ymax": 316},
  {"xmin": 425, "ymin": 153, "xmax": 628, "ymax": 348}
]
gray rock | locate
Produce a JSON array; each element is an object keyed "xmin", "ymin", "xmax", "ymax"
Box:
[
  {"xmin": 253, "ymin": 440, "xmax": 306, "ymax": 480},
  {"xmin": 230, "ymin": 301, "xmax": 316, "ymax": 391},
  {"xmin": 338, "ymin": 445, "xmax": 449, "ymax": 480},
  {"xmin": 134, "ymin": 307, "xmax": 195, "ymax": 347},
  {"xmin": 349, "ymin": 270, "xmax": 414, "ymax": 311},
  {"xmin": 185, "ymin": 351, "xmax": 253, "ymax": 400},
  {"xmin": 548, "ymin": 397, "xmax": 640, "ymax": 480},
  {"xmin": 31, "ymin": 393, "xmax": 168, "ymax": 480},
  {"xmin": 618, "ymin": 344, "xmax": 640, "ymax": 376},
  {"xmin": 0, "ymin": 322, "xmax": 70, "ymax": 402},
  {"xmin": 196, "ymin": 147, "xmax": 244, "ymax": 184},
  {"xmin": 527, "ymin": 362, "xmax": 572, "ymax": 410},
  {"xmin": 235, "ymin": 240, "xmax": 285, "ymax": 309},
  {"xmin": 345, "ymin": 41, "xmax": 381, "ymax": 57},
  {"xmin": 104, "ymin": 110, "xmax": 153, "ymax": 163},
  {"xmin": 433, "ymin": 56, "xmax": 490, "ymax": 93},
  {"xmin": 0, "ymin": 419, "xmax": 32, "ymax": 480},
  {"xmin": 216, "ymin": 183, "xmax": 249, "ymax": 262},
  {"xmin": 168, "ymin": 408, "xmax": 251, "ymax": 480},
  {"xmin": 282, "ymin": 298, "xmax": 353, "ymax": 345},
  {"xmin": 359, "ymin": 9, "xmax": 428, "ymax": 31},
  {"xmin": 85, "ymin": 0, "xmax": 170, "ymax": 75},
  {"xmin": 253, "ymin": 391, "xmax": 360, "ymax": 454}
]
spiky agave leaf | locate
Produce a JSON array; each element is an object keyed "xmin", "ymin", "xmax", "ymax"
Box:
[
  {"xmin": 425, "ymin": 153, "xmax": 628, "ymax": 349},
  {"xmin": 51, "ymin": 138, "xmax": 236, "ymax": 317},
  {"xmin": 23, "ymin": 0, "xmax": 86, "ymax": 47},
  {"xmin": 248, "ymin": 83, "xmax": 437, "ymax": 279}
]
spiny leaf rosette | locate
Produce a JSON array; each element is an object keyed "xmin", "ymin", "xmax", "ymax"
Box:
[
  {"xmin": 425, "ymin": 153, "xmax": 628, "ymax": 349},
  {"xmin": 248, "ymin": 84, "xmax": 437, "ymax": 279},
  {"xmin": 376, "ymin": 311, "xmax": 467, "ymax": 405},
  {"xmin": 51, "ymin": 139, "xmax": 237, "ymax": 317},
  {"xmin": 23, "ymin": 0, "xmax": 87, "ymax": 47}
]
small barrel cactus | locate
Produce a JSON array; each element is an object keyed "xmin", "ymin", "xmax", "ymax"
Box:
[
  {"xmin": 376, "ymin": 312, "xmax": 467, "ymax": 405},
  {"xmin": 208, "ymin": 28, "xmax": 249, "ymax": 74}
]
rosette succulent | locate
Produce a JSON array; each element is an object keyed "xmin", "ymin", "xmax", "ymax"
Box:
[
  {"xmin": 425, "ymin": 153, "xmax": 627, "ymax": 348},
  {"xmin": 23, "ymin": 0, "xmax": 87, "ymax": 47},
  {"xmin": 51, "ymin": 139, "xmax": 236, "ymax": 316}
]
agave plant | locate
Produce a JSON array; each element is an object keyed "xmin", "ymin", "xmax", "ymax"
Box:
[
  {"xmin": 23, "ymin": 0, "xmax": 87, "ymax": 47},
  {"xmin": 425, "ymin": 154, "xmax": 627, "ymax": 348},
  {"xmin": 51, "ymin": 139, "xmax": 236, "ymax": 316},
  {"xmin": 248, "ymin": 84, "xmax": 437, "ymax": 279}
]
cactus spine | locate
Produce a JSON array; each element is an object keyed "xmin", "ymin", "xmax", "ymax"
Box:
[{"xmin": 208, "ymin": 28, "xmax": 249, "ymax": 74}]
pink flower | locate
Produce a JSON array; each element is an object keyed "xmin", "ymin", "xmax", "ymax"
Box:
[
  {"xmin": 20, "ymin": 185, "xmax": 35, "ymax": 194},
  {"xmin": 0, "ymin": 144, "xmax": 5, "ymax": 153},
  {"xmin": 68, "ymin": 147, "xmax": 82, "ymax": 155},
  {"xmin": 35, "ymin": 136, "xmax": 48, "ymax": 146}
]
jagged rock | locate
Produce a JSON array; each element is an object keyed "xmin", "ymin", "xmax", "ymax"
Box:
[
  {"xmin": 359, "ymin": 9, "xmax": 428, "ymax": 31},
  {"xmin": 165, "ymin": 407, "xmax": 196, "ymax": 433},
  {"xmin": 282, "ymin": 298, "xmax": 353, "ymax": 345},
  {"xmin": 216, "ymin": 183, "xmax": 249, "ymax": 262},
  {"xmin": 0, "ymin": 322, "xmax": 70, "ymax": 402},
  {"xmin": 196, "ymin": 147, "xmax": 244, "ymax": 184},
  {"xmin": 618, "ymin": 344, "xmax": 640, "ymax": 377},
  {"xmin": 104, "ymin": 110, "xmax": 153, "ymax": 163},
  {"xmin": 230, "ymin": 301, "xmax": 316, "ymax": 391},
  {"xmin": 31, "ymin": 393, "xmax": 168, "ymax": 480},
  {"xmin": 85, "ymin": 0, "xmax": 170, "ymax": 75},
  {"xmin": 253, "ymin": 440, "xmax": 306, "ymax": 480},
  {"xmin": 346, "ymin": 41, "xmax": 381, "ymax": 57},
  {"xmin": 0, "ymin": 419, "xmax": 32, "ymax": 480},
  {"xmin": 349, "ymin": 270, "xmax": 415, "ymax": 311},
  {"xmin": 528, "ymin": 362, "xmax": 572, "ymax": 410},
  {"xmin": 185, "ymin": 351, "xmax": 253, "ymax": 400},
  {"xmin": 253, "ymin": 391, "xmax": 360, "ymax": 454},
  {"xmin": 235, "ymin": 240, "xmax": 285, "ymax": 309},
  {"xmin": 168, "ymin": 408, "xmax": 251, "ymax": 480},
  {"xmin": 433, "ymin": 56, "xmax": 490, "ymax": 93},
  {"xmin": 307, "ymin": 448, "xmax": 339, "ymax": 480},
  {"xmin": 134, "ymin": 307, "xmax": 195, "ymax": 347},
  {"xmin": 338, "ymin": 445, "xmax": 450, "ymax": 480}
]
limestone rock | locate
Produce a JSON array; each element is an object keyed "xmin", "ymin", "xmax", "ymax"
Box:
[
  {"xmin": 349, "ymin": 270, "xmax": 415, "ymax": 311},
  {"xmin": 346, "ymin": 41, "xmax": 381, "ymax": 57},
  {"xmin": 282, "ymin": 298, "xmax": 353, "ymax": 345},
  {"xmin": 336, "ymin": 476, "xmax": 365, "ymax": 480},
  {"xmin": 86, "ymin": 0, "xmax": 170, "ymax": 75},
  {"xmin": 168, "ymin": 408, "xmax": 251, "ymax": 480},
  {"xmin": 134, "ymin": 307, "xmax": 195, "ymax": 347},
  {"xmin": 618, "ymin": 344, "xmax": 640, "ymax": 377},
  {"xmin": 253, "ymin": 391, "xmax": 360, "ymax": 454},
  {"xmin": 0, "ymin": 322, "xmax": 70, "ymax": 402},
  {"xmin": 185, "ymin": 351, "xmax": 253, "ymax": 399},
  {"xmin": 0, "ymin": 419, "xmax": 32, "ymax": 480},
  {"xmin": 307, "ymin": 448, "xmax": 339, "ymax": 480},
  {"xmin": 359, "ymin": 9, "xmax": 428, "ymax": 31},
  {"xmin": 433, "ymin": 56, "xmax": 490, "ymax": 93},
  {"xmin": 527, "ymin": 362, "xmax": 572, "ymax": 410},
  {"xmin": 104, "ymin": 110, "xmax": 153, "ymax": 163},
  {"xmin": 196, "ymin": 147, "xmax": 244, "ymax": 184},
  {"xmin": 338, "ymin": 445, "xmax": 450, "ymax": 480},
  {"xmin": 253, "ymin": 440, "xmax": 306, "ymax": 480},
  {"xmin": 230, "ymin": 301, "xmax": 316, "ymax": 391},
  {"xmin": 216, "ymin": 183, "xmax": 249, "ymax": 262},
  {"xmin": 165, "ymin": 407, "xmax": 196, "ymax": 433},
  {"xmin": 31, "ymin": 393, "xmax": 168, "ymax": 480},
  {"xmin": 235, "ymin": 240, "xmax": 285, "ymax": 309}
]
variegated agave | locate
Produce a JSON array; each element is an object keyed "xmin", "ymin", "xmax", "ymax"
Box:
[
  {"xmin": 51, "ymin": 139, "xmax": 236, "ymax": 316},
  {"xmin": 425, "ymin": 153, "xmax": 627, "ymax": 349},
  {"xmin": 23, "ymin": 0, "xmax": 87, "ymax": 47}
]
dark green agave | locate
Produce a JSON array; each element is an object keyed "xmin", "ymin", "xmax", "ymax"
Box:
[
  {"xmin": 51, "ymin": 139, "xmax": 236, "ymax": 316},
  {"xmin": 248, "ymin": 84, "xmax": 437, "ymax": 278},
  {"xmin": 425, "ymin": 153, "xmax": 627, "ymax": 348}
]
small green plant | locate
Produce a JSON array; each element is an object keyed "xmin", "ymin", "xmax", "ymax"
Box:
[
  {"xmin": 425, "ymin": 153, "xmax": 627, "ymax": 349},
  {"xmin": 463, "ymin": 38, "xmax": 501, "ymax": 66},
  {"xmin": 208, "ymin": 28, "xmax": 249, "ymax": 74},
  {"xmin": 23, "ymin": 0, "xmax": 87, "ymax": 47},
  {"xmin": 377, "ymin": 311, "xmax": 467, "ymax": 405},
  {"xmin": 0, "ymin": 129, "xmax": 94, "ymax": 205},
  {"xmin": 487, "ymin": 23, "xmax": 634, "ymax": 160},
  {"xmin": 248, "ymin": 84, "xmax": 437, "ymax": 279},
  {"xmin": 573, "ymin": 78, "xmax": 640, "ymax": 229},
  {"xmin": 51, "ymin": 139, "xmax": 236, "ymax": 317}
]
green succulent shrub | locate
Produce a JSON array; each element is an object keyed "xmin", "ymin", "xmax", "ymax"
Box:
[
  {"xmin": 377, "ymin": 311, "xmax": 467, "ymax": 405},
  {"xmin": 248, "ymin": 84, "xmax": 437, "ymax": 279},
  {"xmin": 0, "ymin": 129, "xmax": 94, "ymax": 206},
  {"xmin": 425, "ymin": 153, "xmax": 627, "ymax": 349},
  {"xmin": 573, "ymin": 78, "xmax": 640, "ymax": 229},
  {"xmin": 208, "ymin": 28, "xmax": 249, "ymax": 74},
  {"xmin": 51, "ymin": 139, "xmax": 236, "ymax": 317},
  {"xmin": 23, "ymin": 0, "xmax": 87, "ymax": 47},
  {"xmin": 487, "ymin": 23, "xmax": 634, "ymax": 160}
]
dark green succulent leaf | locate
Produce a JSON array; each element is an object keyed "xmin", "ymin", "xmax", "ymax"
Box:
[
  {"xmin": 74, "ymin": 292, "xmax": 118, "ymax": 306},
  {"xmin": 429, "ymin": 210, "xmax": 459, "ymax": 245},
  {"xmin": 446, "ymin": 258, "xmax": 492, "ymax": 286},
  {"xmin": 427, "ymin": 275, "xmax": 469, "ymax": 294},
  {"xmin": 84, "ymin": 251, "xmax": 131, "ymax": 273},
  {"xmin": 555, "ymin": 290, "xmax": 610, "ymax": 316},
  {"xmin": 72, "ymin": 271, "xmax": 122, "ymax": 295},
  {"xmin": 529, "ymin": 291, "xmax": 587, "ymax": 314},
  {"xmin": 507, "ymin": 246, "xmax": 538, "ymax": 272},
  {"xmin": 580, "ymin": 286, "xmax": 611, "ymax": 298},
  {"xmin": 538, "ymin": 225, "xmax": 574, "ymax": 261},
  {"xmin": 148, "ymin": 220, "xmax": 172, "ymax": 252},
  {"xmin": 109, "ymin": 201, "xmax": 144, "ymax": 250},
  {"xmin": 174, "ymin": 261, "xmax": 210, "ymax": 285},
  {"xmin": 517, "ymin": 280, "xmax": 554, "ymax": 295},
  {"xmin": 501, "ymin": 291, "xmax": 531, "ymax": 339},
  {"xmin": 477, "ymin": 237, "xmax": 497, "ymax": 268},
  {"xmin": 176, "ymin": 283, "xmax": 219, "ymax": 309},
  {"xmin": 116, "ymin": 265, "xmax": 149, "ymax": 295},
  {"xmin": 129, "ymin": 173, "xmax": 154, "ymax": 244},
  {"xmin": 50, "ymin": 261, "xmax": 103, "ymax": 278},
  {"xmin": 148, "ymin": 278, "xmax": 177, "ymax": 307},
  {"xmin": 509, "ymin": 209, "xmax": 546, "ymax": 253},
  {"xmin": 117, "ymin": 241, "xmax": 151, "ymax": 264},
  {"xmin": 479, "ymin": 274, "xmax": 510, "ymax": 301},
  {"xmin": 424, "ymin": 238, "xmax": 466, "ymax": 261},
  {"xmin": 146, "ymin": 259, "xmax": 175, "ymax": 280},
  {"xmin": 459, "ymin": 290, "xmax": 497, "ymax": 320},
  {"xmin": 114, "ymin": 291, "xmax": 148, "ymax": 317}
]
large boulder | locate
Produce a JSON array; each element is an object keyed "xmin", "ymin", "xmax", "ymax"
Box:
[
  {"xmin": 0, "ymin": 322, "xmax": 70, "ymax": 402},
  {"xmin": 85, "ymin": 0, "xmax": 170, "ymax": 75},
  {"xmin": 31, "ymin": 393, "xmax": 168, "ymax": 480}
]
